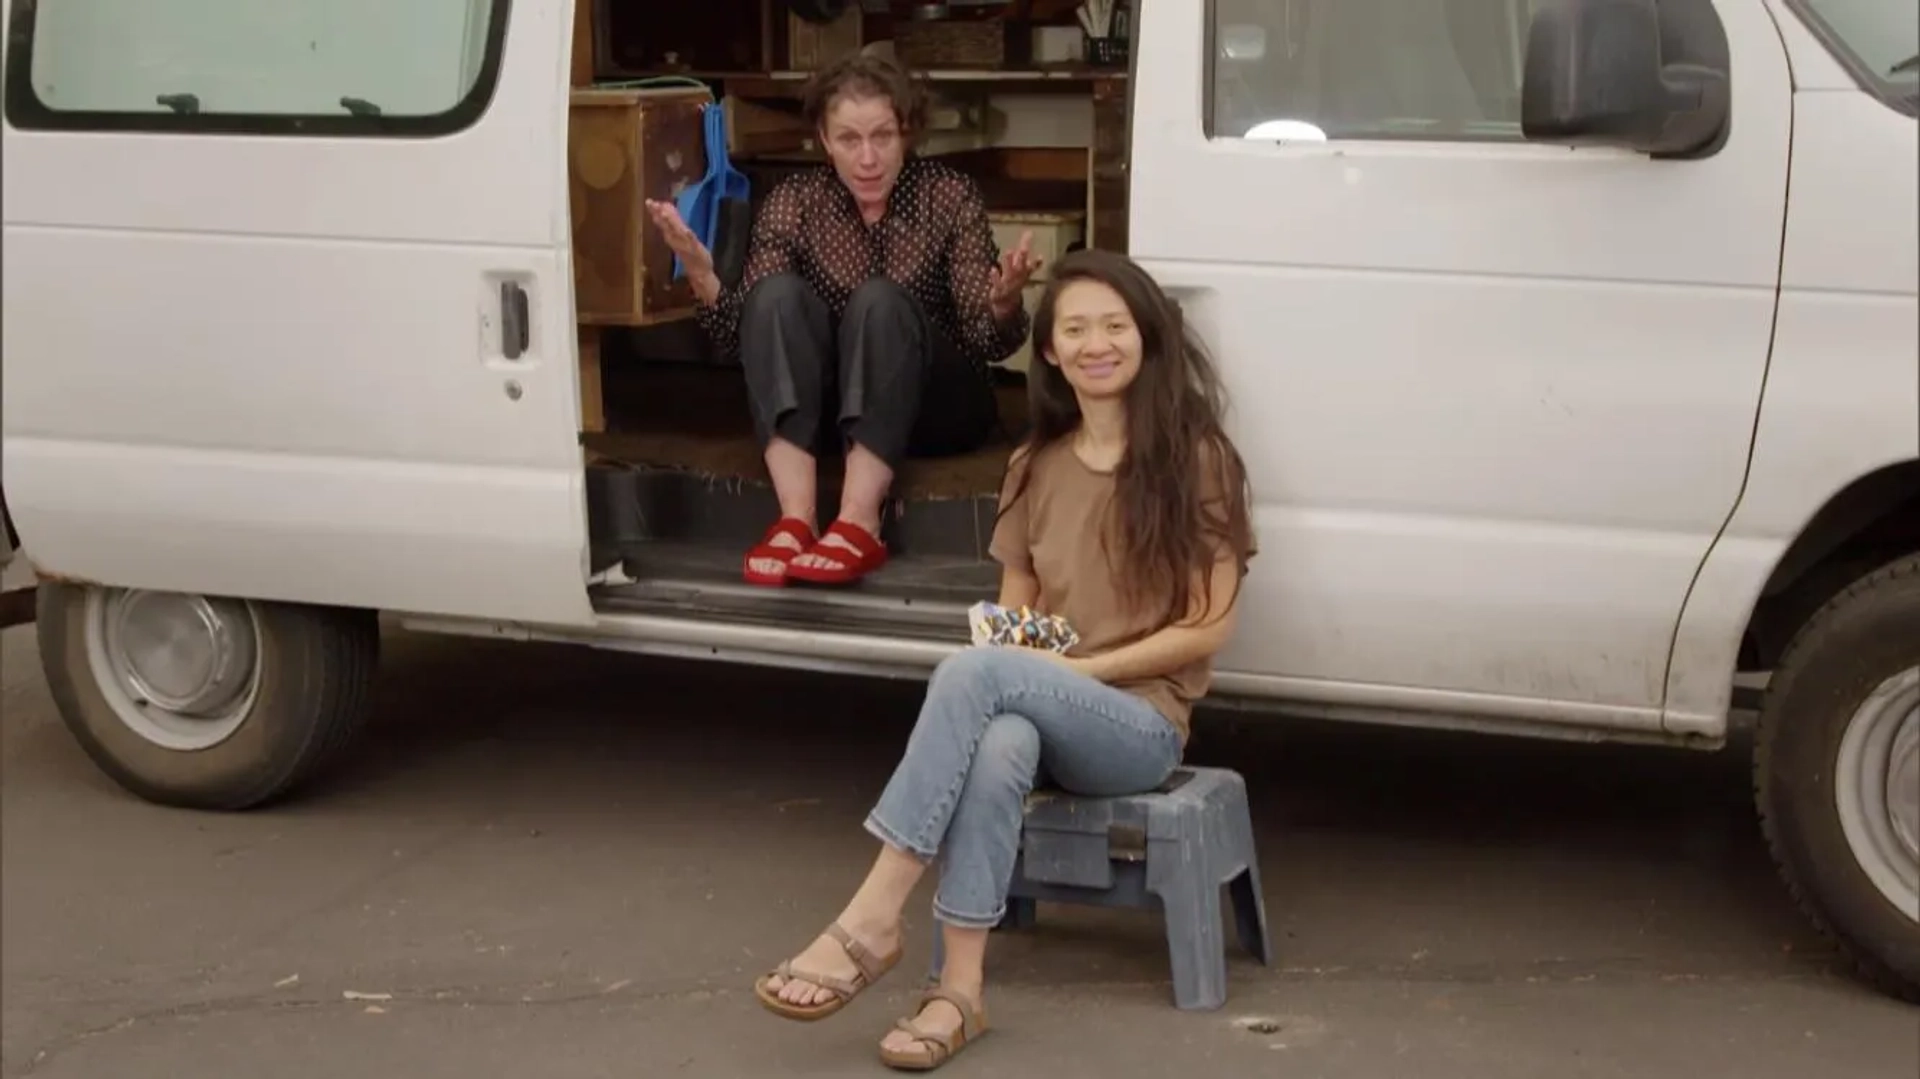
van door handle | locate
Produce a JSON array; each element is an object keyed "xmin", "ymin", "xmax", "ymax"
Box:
[{"xmin": 499, "ymin": 281, "xmax": 531, "ymax": 360}]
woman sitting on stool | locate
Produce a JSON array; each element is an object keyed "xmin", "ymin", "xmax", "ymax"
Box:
[
  {"xmin": 751, "ymin": 248, "xmax": 1257, "ymax": 1070},
  {"xmin": 646, "ymin": 53, "xmax": 1042, "ymax": 587}
]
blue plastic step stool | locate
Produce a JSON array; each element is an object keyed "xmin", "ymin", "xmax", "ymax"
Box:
[{"xmin": 929, "ymin": 766, "xmax": 1272, "ymax": 1011}]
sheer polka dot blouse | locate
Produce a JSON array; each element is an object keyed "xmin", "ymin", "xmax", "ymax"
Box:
[{"xmin": 695, "ymin": 157, "xmax": 1031, "ymax": 377}]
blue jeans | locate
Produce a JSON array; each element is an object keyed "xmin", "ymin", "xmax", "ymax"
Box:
[{"xmin": 864, "ymin": 647, "xmax": 1183, "ymax": 929}]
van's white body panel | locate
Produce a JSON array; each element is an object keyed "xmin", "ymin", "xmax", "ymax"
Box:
[
  {"xmin": 1665, "ymin": 45, "xmax": 1920, "ymax": 732},
  {"xmin": 0, "ymin": 0, "xmax": 595, "ymax": 626},
  {"xmin": 4, "ymin": 0, "xmax": 1915, "ymax": 745}
]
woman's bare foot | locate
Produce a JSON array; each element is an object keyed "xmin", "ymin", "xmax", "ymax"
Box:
[
  {"xmin": 764, "ymin": 918, "xmax": 902, "ymax": 1008},
  {"xmin": 748, "ymin": 527, "xmax": 809, "ymax": 578},
  {"xmin": 790, "ymin": 520, "xmax": 876, "ymax": 572},
  {"xmin": 790, "ymin": 442, "xmax": 890, "ymax": 574},
  {"xmin": 878, "ymin": 986, "xmax": 972, "ymax": 1055}
]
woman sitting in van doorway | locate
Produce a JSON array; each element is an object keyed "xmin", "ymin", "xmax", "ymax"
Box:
[
  {"xmin": 645, "ymin": 52, "xmax": 1042, "ymax": 587},
  {"xmin": 749, "ymin": 249, "xmax": 1256, "ymax": 1070}
]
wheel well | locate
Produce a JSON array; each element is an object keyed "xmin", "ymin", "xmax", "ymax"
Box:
[{"xmin": 1740, "ymin": 460, "xmax": 1920, "ymax": 671}]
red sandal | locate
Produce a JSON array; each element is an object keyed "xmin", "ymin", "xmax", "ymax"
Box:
[
  {"xmin": 743, "ymin": 516, "xmax": 817, "ymax": 587},
  {"xmin": 786, "ymin": 520, "xmax": 889, "ymax": 586}
]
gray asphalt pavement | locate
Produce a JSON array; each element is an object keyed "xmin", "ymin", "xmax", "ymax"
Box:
[{"xmin": 3, "ymin": 620, "xmax": 1915, "ymax": 1078}]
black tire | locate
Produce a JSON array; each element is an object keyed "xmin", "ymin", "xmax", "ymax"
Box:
[
  {"xmin": 1755, "ymin": 553, "xmax": 1920, "ymax": 1002},
  {"xmin": 36, "ymin": 582, "xmax": 379, "ymax": 811}
]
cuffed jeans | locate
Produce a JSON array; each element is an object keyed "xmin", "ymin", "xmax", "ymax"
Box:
[{"xmin": 864, "ymin": 647, "xmax": 1183, "ymax": 929}]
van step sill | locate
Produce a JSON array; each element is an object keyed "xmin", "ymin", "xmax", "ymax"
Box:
[{"xmin": 595, "ymin": 542, "xmax": 994, "ymax": 642}]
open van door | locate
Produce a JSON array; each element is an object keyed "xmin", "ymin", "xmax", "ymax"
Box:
[{"xmin": 1, "ymin": 0, "xmax": 592, "ymax": 626}]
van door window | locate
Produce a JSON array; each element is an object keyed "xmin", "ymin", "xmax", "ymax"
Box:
[
  {"xmin": 1209, "ymin": 0, "xmax": 1540, "ymax": 142},
  {"xmin": 4, "ymin": 0, "xmax": 505, "ymax": 134},
  {"xmin": 1789, "ymin": 0, "xmax": 1919, "ymax": 112}
]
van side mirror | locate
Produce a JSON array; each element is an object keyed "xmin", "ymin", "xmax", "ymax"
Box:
[{"xmin": 1521, "ymin": 0, "xmax": 1730, "ymax": 157}]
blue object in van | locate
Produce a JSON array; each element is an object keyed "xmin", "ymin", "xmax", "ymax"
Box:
[{"xmin": 673, "ymin": 102, "xmax": 751, "ymax": 280}]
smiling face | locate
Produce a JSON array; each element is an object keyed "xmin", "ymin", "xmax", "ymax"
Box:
[
  {"xmin": 1043, "ymin": 278, "xmax": 1144, "ymax": 401},
  {"xmin": 820, "ymin": 92, "xmax": 906, "ymax": 211}
]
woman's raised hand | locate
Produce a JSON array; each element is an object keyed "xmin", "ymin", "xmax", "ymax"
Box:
[
  {"xmin": 645, "ymin": 199, "xmax": 719, "ymax": 298},
  {"xmin": 988, "ymin": 230, "xmax": 1043, "ymax": 318}
]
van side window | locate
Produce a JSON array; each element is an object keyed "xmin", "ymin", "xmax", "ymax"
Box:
[
  {"xmin": 3, "ymin": 0, "xmax": 507, "ymax": 136},
  {"xmin": 1788, "ymin": 0, "xmax": 1919, "ymax": 113},
  {"xmin": 1209, "ymin": 0, "xmax": 1540, "ymax": 142}
]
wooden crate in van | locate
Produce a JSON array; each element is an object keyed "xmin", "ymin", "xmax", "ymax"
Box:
[{"xmin": 569, "ymin": 86, "xmax": 713, "ymax": 327}]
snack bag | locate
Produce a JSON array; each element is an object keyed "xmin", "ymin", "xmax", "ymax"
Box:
[{"xmin": 967, "ymin": 601, "xmax": 1081, "ymax": 654}]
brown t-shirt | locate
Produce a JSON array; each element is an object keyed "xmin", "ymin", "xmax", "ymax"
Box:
[{"xmin": 987, "ymin": 440, "xmax": 1238, "ymax": 744}]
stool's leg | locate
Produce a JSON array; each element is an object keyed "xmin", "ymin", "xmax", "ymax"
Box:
[
  {"xmin": 1221, "ymin": 776, "xmax": 1272, "ymax": 965},
  {"xmin": 1003, "ymin": 896, "xmax": 1039, "ymax": 930},
  {"xmin": 1151, "ymin": 873, "xmax": 1227, "ymax": 1011},
  {"xmin": 1229, "ymin": 863, "xmax": 1273, "ymax": 965}
]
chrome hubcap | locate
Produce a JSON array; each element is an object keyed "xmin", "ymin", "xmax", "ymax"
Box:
[
  {"xmin": 85, "ymin": 588, "xmax": 261, "ymax": 751},
  {"xmin": 1836, "ymin": 666, "xmax": 1920, "ymax": 923},
  {"xmin": 1889, "ymin": 713, "xmax": 1919, "ymax": 864}
]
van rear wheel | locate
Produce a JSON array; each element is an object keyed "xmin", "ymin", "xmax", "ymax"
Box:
[
  {"xmin": 1756, "ymin": 554, "xmax": 1920, "ymax": 1002},
  {"xmin": 36, "ymin": 582, "xmax": 378, "ymax": 810}
]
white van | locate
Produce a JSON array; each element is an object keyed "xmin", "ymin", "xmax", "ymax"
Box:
[{"xmin": 3, "ymin": 0, "xmax": 1914, "ymax": 1000}]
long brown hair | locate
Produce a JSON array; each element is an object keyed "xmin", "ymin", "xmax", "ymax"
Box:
[{"xmin": 1003, "ymin": 249, "xmax": 1256, "ymax": 627}]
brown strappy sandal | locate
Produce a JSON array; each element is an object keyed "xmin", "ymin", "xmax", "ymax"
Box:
[
  {"xmin": 752, "ymin": 922, "xmax": 902, "ymax": 1022},
  {"xmin": 877, "ymin": 986, "xmax": 990, "ymax": 1072}
]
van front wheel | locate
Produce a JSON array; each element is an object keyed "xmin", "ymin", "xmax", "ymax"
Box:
[
  {"xmin": 36, "ymin": 582, "xmax": 378, "ymax": 810},
  {"xmin": 1756, "ymin": 554, "xmax": 1920, "ymax": 1002}
]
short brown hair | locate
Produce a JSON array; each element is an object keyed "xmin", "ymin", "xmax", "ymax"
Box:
[{"xmin": 801, "ymin": 51, "xmax": 926, "ymax": 136}]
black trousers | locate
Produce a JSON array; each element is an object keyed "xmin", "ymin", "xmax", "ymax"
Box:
[{"xmin": 737, "ymin": 273, "xmax": 998, "ymax": 469}]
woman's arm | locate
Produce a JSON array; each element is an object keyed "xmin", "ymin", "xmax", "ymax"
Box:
[
  {"xmin": 988, "ymin": 445, "xmax": 1042, "ymax": 611},
  {"xmin": 1073, "ymin": 557, "xmax": 1243, "ymax": 683},
  {"xmin": 694, "ymin": 180, "xmax": 804, "ymax": 359},
  {"xmin": 944, "ymin": 181, "xmax": 1031, "ymax": 367},
  {"xmin": 997, "ymin": 565, "xmax": 1040, "ymax": 609}
]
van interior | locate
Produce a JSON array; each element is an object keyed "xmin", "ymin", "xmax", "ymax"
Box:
[
  {"xmin": 574, "ymin": 1, "xmax": 1132, "ymax": 636},
  {"xmin": 577, "ymin": 0, "xmax": 1545, "ymax": 637}
]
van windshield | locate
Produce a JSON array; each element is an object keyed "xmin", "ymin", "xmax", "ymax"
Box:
[{"xmin": 1798, "ymin": 0, "xmax": 1920, "ymax": 102}]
